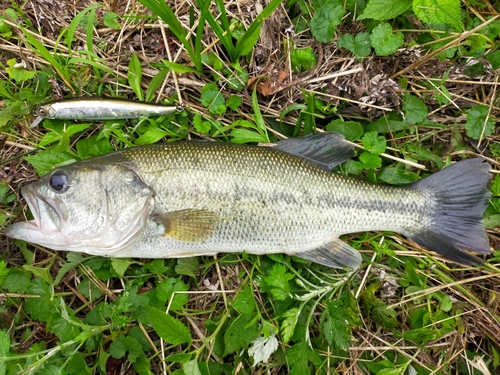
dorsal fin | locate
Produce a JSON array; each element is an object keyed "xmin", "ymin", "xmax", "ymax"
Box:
[{"xmin": 274, "ymin": 132, "xmax": 354, "ymax": 170}]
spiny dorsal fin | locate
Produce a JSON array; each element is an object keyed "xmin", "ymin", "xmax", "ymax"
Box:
[
  {"xmin": 274, "ymin": 132, "xmax": 354, "ymax": 170},
  {"xmin": 153, "ymin": 209, "xmax": 219, "ymax": 242},
  {"xmin": 292, "ymin": 238, "xmax": 361, "ymax": 269}
]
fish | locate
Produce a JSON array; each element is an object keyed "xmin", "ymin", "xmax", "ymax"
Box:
[
  {"xmin": 33, "ymin": 98, "xmax": 184, "ymax": 122},
  {"xmin": 5, "ymin": 132, "xmax": 492, "ymax": 268}
]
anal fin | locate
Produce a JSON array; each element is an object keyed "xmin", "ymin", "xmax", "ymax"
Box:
[
  {"xmin": 293, "ymin": 239, "xmax": 362, "ymax": 269},
  {"xmin": 153, "ymin": 209, "xmax": 219, "ymax": 242}
]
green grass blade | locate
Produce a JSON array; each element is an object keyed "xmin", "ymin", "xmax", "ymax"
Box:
[
  {"xmin": 66, "ymin": 4, "xmax": 102, "ymax": 51},
  {"xmin": 251, "ymin": 80, "xmax": 270, "ymax": 142},
  {"xmin": 195, "ymin": 0, "xmax": 236, "ymax": 61},
  {"xmin": 235, "ymin": 0, "xmax": 284, "ymax": 57},
  {"xmin": 137, "ymin": 0, "xmax": 201, "ymax": 70},
  {"xmin": 15, "ymin": 24, "xmax": 74, "ymax": 93}
]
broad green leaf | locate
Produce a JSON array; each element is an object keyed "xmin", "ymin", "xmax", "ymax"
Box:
[
  {"xmin": 465, "ymin": 105, "xmax": 496, "ymax": 140},
  {"xmin": 321, "ymin": 301, "xmax": 351, "ymax": 350},
  {"xmin": 485, "ymin": 214, "xmax": 500, "ymax": 229},
  {"xmin": 232, "ymin": 286, "xmax": 256, "ymax": 314},
  {"xmin": 358, "ymin": 0, "xmax": 412, "ymax": 20},
  {"xmin": 291, "ymin": 47, "xmax": 317, "ymax": 72},
  {"xmin": 231, "ymin": 128, "xmax": 268, "ymax": 144},
  {"xmin": 193, "ymin": 113, "xmax": 211, "ymax": 134},
  {"xmin": 46, "ymin": 311, "xmax": 81, "ymax": 342},
  {"xmin": 359, "ymin": 152, "xmax": 382, "ymax": 169},
  {"xmin": 377, "ymin": 167, "xmax": 420, "ymax": 185},
  {"xmin": 413, "ymin": 0, "xmax": 463, "ymax": 31},
  {"xmin": 338, "ymin": 32, "xmax": 372, "ymax": 58},
  {"xmin": 128, "ymin": 53, "xmax": 143, "ymax": 101},
  {"xmin": 175, "ymin": 257, "xmax": 199, "ymax": 278},
  {"xmin": 23, "ymin": 264, "xmax": 53, "ymax": 285},
  {"xmin": 223, "ymin": 313, "xmax": 259, "ymax": 356},
  {"xmin": 286, "ymin": 341, "xmax": 310, "ymax": 374},
  {"xmin": 362, "ymin": 131, "xmax": 386, "ymax": 154},
  {"xmin": 3, "ymin": 269, "xmax": 31, "ymax": 294},
  {"xmin": 226, "ymin": 95, "xmax": 242, "ymax": 111},
  {"xmin": 370, "ymin": 23, "xmax": 404, "ymax": 56},
  {"xmin": 110, "ymin": 258, "xmax": 135, "ymax": 278},
  {"xmin": 403, "ymin": 94, "xmax": 428, "ymax": 124},
  {"xmin": 326, "ymin": 119, "xmax": 363, "ymax": 141},
  {"xmin": 145, "ymin": 306, "xmax": 192, "ymax": 345},
  {"xmin": 109, "ymin": 335, "xmax": 143, "ymax": 363},
  {"xmin": 156, "ymin": 278, "xmax": 189, "ymax": 311},
  {"xmin": 103, "ymin": 12, "xmax": 120, "ymax": 29},
  {"xmin": 0, "ymin": 330, "xmax": 10, "ymax": 374},
  {"xmin": 183, "ymin": 360, "xmax": 202, "ymax": 375},
  {"xmin": 134, "ymin": 127, "xmax": 169, "ymax": 145},
  {"xmin": 25, "ymin": 149, "xmax": 78, "ymax": 176},
  {"xmin": 5, "ymin": 58, "xmax": 36, "ymax": 82},
  {"xmin": 310, "ymin": 3, "xmax": 346, "ymax": 43},
  {"xmin": 200, "ymin": 82, "xmax": 226, "ymax": 115}
]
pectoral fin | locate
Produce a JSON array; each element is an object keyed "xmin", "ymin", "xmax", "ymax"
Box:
[
  {"xmin": 153, "ymin": 209, "xmax": 219, "ymax": 242},
  {"xmin": 294, "ymin": 239, "xmax": 362, "ymax": 269}
]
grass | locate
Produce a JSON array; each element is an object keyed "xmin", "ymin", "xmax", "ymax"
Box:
[{"xmin": 1, "ymin": 0, "xmax": 500, "ymax": 374}]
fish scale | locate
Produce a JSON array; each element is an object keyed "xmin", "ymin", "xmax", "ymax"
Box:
[{"xmin": 5, "ymin": 132, "xmax": 491, "ymax": 268}]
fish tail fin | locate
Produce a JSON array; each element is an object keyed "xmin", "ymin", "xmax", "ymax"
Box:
[{"xmin": 408, "ymin": 158, "xmax": 492, "ymax": 265}]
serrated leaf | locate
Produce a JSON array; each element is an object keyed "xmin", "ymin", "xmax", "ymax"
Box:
[
  {"xmin": 3, "ymin": 269, "xmax": 32, "ymax": 294},
  {"xmin": 310, "ymin": 3, "xmax": 346, "ymax": 43},
  {"xmin": 362, "ymin": 131, "xmax": 386, "ymax": 154},
  {"xmin": 110, "ymin": 258, "xmax": 134, "ymax": 278},
  {"xmin": 25, "ymin": 149, "xmax": 78, "ymax": 176},
  {"xmin": 358, "ymin": 0, "xmax": 412, "ymax": 20},
  {"xmin": 103, "ymin": 12, "xmax": 120, "ymax": 29},
  {"xmin": 291, "ymin": 47, "xmax": 317, "ymax": 72},
  {"xmin": 320, "ymin": 301, "xmax": 351, "ymax": 350},
  {"xmin": 226, "ymin": 95, "xmax": 242, "ymax": 111},
  {"xmin": 183, "ymin": 360, "xmax": 202, "ymax": 375},
  {"xmin": 46, "ymin": 311, "xmax": 81, "ymax": 342},
  {"xmin": 145, "ymin": 306, "xmax": 192, "ymax": 345},
  {"xmin": 223, "ymin": 313, "xmax": 259, "ymax": 356},
  {"xmin": 262, "ymin": 263, "xmax": 294, "ymax": 300},
  {"xmin": 109, "ymin": 335, "xmax": 143, "ymax": 363},
  {"xmin": 465, "ymin": 105, "xmax": 496, "ymax": 140},
  {"xmin": 281, "ymin": 307, "xmax": 300, "ymax": 343},
  {"xmin": 193, "ymin": 113, "xmax": 211, "ymax": 134},
  {"xmin": 5, "ymin": 58, "xmax": 36, "ymax": 82},
  {"xmin": 359, "ymin": 152, "xmax": 382, "ymax": 169},
  {"xmin": 413, "ymin": 0, "xmax": 463, "ymax": 31},
  {"xmin": 156, "ymin": 278, "xmax": 189, "ymax": 311},
  {"xmin": 370, "ymin": 23, "xmax": 404, "ymax": 56},
  {"xmin": 200, "ymin": 82, "xmax": 226, "ymax": 115},
  {"xmin": 403, "ymin": 94, "xmax": 428, "ymax": 124},
  {"xmin": 286, "ymin": 340, "xmax": 310, "ymax": 374},
  {"xmin": 232, "ymin": 286, "xmax": 256, "ymax": 314},
  {"xmin": 175, "ymin": 257, "xmax": 198, "ymax": 278},
  {"xmin": 326, "ymin": 119, "xmax": 364, "ymax": 141},
  {"xmin": 338, "ymin": 32, "xmax": 371, "ymax": 58}
]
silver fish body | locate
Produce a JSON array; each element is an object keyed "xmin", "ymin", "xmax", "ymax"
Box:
[
  {"xmin": 35, "ymin": 98, "xmax": 183, "ymax": 120},
  {"xmin": 5, "ymin": 133, "xmax": 492, "ymax": 268}
]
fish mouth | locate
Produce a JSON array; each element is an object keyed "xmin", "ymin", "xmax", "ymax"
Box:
[{"xmin": 21, "ymin": 184, "xmax": 66, "ymax": 235}]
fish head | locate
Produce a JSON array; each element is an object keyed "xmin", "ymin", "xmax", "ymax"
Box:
[
  {"xmin": 34, "ymin": 104, "xmax": 57, "ymax": 118},
  {"xmin": 6, "ymin": 162, "xmax": 154, "ymax": 255}
]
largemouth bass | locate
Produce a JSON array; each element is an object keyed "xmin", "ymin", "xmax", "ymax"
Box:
[
  {"xmin": 34, "ymin": 98, "xmax": 184, "ymax": 121},
  {"xmin": 5, "ymin": 133, "xmax": 492, "ymax": 268}
]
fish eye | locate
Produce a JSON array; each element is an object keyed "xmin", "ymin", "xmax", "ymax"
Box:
[
  {"xmin": 48, "ymin": 171, "xmax": 69, "ymax": 193},
  {"xmin": 37, "ymin": 107, "xmax": 46, "ymax": 116}
]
